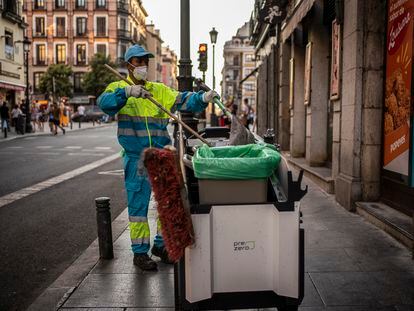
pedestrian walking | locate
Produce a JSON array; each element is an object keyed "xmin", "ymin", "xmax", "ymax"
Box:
[
  {"xmin": 1, "ymin": 102, "xmax": 10, "ymax": 135},
  {"xmin": 77, "ymin": 104, "xmax": 85, "ymax": 122},
  {"xmin": 51, "ymin": 103, "xmax": 65, "ymax": 135},
  {"xmin": 31, "ymin": 103, "xmax": 40, "ymax": 132},
  {"xmin": 11, "ymin": 104, "xmax": 22, "ymax": 133},
  {"xmin": 98, "ymin": 44, "xmax": 217, "ymax": 271}
]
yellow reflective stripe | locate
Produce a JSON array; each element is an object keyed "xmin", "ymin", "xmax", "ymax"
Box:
[
  {"xmin": 129, "ymin": 222, "xmax": 150, "ymax": 240},
  {"xmin": 118, "ymin": 128, "xmax": 170, "ymax": 137},
  {"xmin": 118, "ymin": 114, "xmax": 169, "ymax": 124},
  {"xmin": 129, "ymin": 216, "xmax": 147, "ymax": 222},
  {"xmin": 156, "ymin": 218, "xmax": 162, "ymax": 235},
  {"xmin": 131, "ymin": 237, "xmax": 150, "ymax": 245}
]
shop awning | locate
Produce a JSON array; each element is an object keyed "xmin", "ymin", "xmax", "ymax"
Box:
[
  {"xmin": 0, "ymin": 81, "xmax": 25, "ymax": 92},
  {"xmin": 281, "ymin": 0, "xmax": 316, "ymax": 42}
]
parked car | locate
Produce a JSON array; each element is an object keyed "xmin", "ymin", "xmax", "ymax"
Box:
[{"xmin": 71, "ymin": 106, "xmax": 105, "ymax": 123}]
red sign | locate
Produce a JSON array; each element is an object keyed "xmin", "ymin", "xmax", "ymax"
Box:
[{"xmin": 383, "ymin": 0, "xmax": 414, "ymax": 176}]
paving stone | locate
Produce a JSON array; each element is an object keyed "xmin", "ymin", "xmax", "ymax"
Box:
[
  {"xmin": 305, "ymin": 248, "xmax": 360, "ymax": 272},
  {"xmin": 368, "ymin": 271, "xmax": 414, "ymax": 306},
  {"xmin": 63, "ymin": 273, "xmax": 174, "ymax": 308},
  {"xmin": 301, "ymin": 273, "xmax": 324, "ymax": 307},
  {"xmin": 92, "ymin": 249, "xmax": 173, "ymax": 274},
  {"xmin": 309, "ymin": 272, "xmax": 380, "ymax": 306},
  {"xmin": 344, "ymin": 248, "xmax": 414, "ymax": 272}
]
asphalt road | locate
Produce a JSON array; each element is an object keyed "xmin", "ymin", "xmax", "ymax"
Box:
[{"xmin": 0, "ymin": 126, "xmax": 128, "ymax": 311}]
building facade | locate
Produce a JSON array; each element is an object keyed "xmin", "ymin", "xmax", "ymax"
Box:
[
  {"xmin": 0, "ymin": 0, "xmax": 27, "ymax": 108},
  {"xmin": 145, "ymin": 23, "xmax": 163, "ymax": 82},
  {"xmin": 23, "ymin": 0, "xmax": 148, "ymax": 106},
  {"xmin": 250, "ymin": 0, "xmax": 414, "ymax": 230},
  {"xmin": 161, "ymin": 45, "xmax": 178, "ymax": 89},
  {"xmin": 222, "ymin": 22, "xmax": 257, "ymax": 109}
]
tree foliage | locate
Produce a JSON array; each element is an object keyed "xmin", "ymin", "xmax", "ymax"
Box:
[
  {"xmin": 82, "ymin": 54, "xmax": 119, "ymax": 97},
  {"xmin": 39, "ymin": 64, "xmax": 73, "ymax": 100}
]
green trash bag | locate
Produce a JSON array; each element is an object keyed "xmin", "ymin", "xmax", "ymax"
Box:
[{"xmin": 192, "ymin": 143, "xmax": 281, "ymax": 180}]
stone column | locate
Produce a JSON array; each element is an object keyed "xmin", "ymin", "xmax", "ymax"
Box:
[
  {"xmin": 290, "ymin": 39, "xmax": 306, "ymax": 157},
  {"xmin": 335, "ymin": 0, "xmax": 364, "ymax": 210},
  {"xmin": 305, "ymin": 0, "xmax": 330, "ymax": 166},
  {"xmin": 278, "ymin": 41, "xmax": 291, "ymax": 150}
]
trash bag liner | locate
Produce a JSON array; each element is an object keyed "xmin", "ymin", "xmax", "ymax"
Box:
[{"xmin": 193, "ymin": 143, "xmax": 281, "ymax": 180}]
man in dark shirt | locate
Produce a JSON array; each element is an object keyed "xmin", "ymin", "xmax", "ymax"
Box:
[{"xmin": 1, "ymin": 102, "xmax": 10, "ymax": 132}]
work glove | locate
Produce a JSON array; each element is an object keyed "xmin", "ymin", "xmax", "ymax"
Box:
[
  {"xmin": 124, "ymin": 85, "xmax": 152, "ymax": 99},
  {"xmin": 203, "ymin": 90, "xmax": 220, "ymax": 103}
]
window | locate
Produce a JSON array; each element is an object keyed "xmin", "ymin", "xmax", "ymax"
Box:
[
  {"xmin": 76, "ymin": 44, "xmax": 86, "ymax": 65},
  {"xmin": 120, "ymin": 18, "xmax": 127, "ymax": 30},
  {"xmin": 56, "ymin": 17, "xmax": 66, "ymax": 37},
  {"xmin": 36, "ymin": 44, "xmax": 46, "ymax": 65},
  {"xmin": 34, "ymin": 17, "xmax": 45, "ymax": 36},
  {"xmin": 119, "ymin": 44, "xmax": 128, "ymax": 60},
  {"xmin": 4, "ymin": 30, "xmax": 13, "ymax": 61},
  {"xmin": 34, "ymin": 0, "xmax": 45, "ymax": 9},
  {"xmin": 55, "ymin": 0, "xmax": 65, "ymax": 8},
  {"xmin": 73, "ymin": 72, "xmax": 84, "ymax": 93},
  {"xmin": 244, "ymin": 68, "xmax": 253, "ymax": 78},
  {"xmin": 96, "ymin": 17, "xmax": 106, "ymax": 37},
  {"xmin": 76, "ymin": 17, "xmax": 87, "ymax": 36},
  {"xmin": 233, "ymin": 70, "xmax": 239, "ymax": 80},
  {"xmin": 96, "ymin": 0, "xmax": 106, "ymax": 8},
  {"xmin": 33, "ymin": 72, "xmax": 44, "ymax": 92},
  {"xmin": 245, "ymin": 54, "xmax": 254, "ymax": 62},
  {"xmin": 244, "ymin": 83, "xmax": 254, "ymax": 91},
  {"xmin": 96, "ymin": 44, "xmax": 106, "ymax": 56},
  {"xmin": 133, "ymin": 28, "xmax": 138, "ymax": 42},
  {"xmin": 56, "ymin": 44, "xmax": 66, "ymax": 64},
  {"xmin": 75, "ymin": 0, "xmax": 85, "ymax": 8},
  {"xmin": 233, "ymin": 56, "xmax": 239, "ymax": 66}
]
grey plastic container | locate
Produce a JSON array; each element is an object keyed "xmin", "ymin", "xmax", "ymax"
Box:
[{"xmin": 198, "ymin": 179, "xmax": 268, "ymax": 205}]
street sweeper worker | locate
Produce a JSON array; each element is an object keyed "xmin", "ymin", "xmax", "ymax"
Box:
[{"xmin": 97, "ymin": 44, "xmax": 218, "ymax": 271}]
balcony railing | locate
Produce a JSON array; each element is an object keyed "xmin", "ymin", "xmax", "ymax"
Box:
[
  {"xmin": 55, "ymin": 30, "xmax": 66, "ymax": 37},
  {"xmin": 117, "ymin": 29, "xmax": 131, "ymax": 40},
  {"xmin": 74, "ymin": 1, "xmax": 87, "ymax": 10},
  {"xmin": 32, "ymin": 31, "xmax": 47, "ymax": 38},
  {"xmin": 117, "ymin": 1, "xmax": 128, "ymax": 13},
  {"xmin": 95, "ymin": 31, "xmax": 107, "ymax": 38},
  {"xmin": 95, "ymin": 1, "xmax": 107, "ymax": 10},
  {"xmin": 73, "ymin": 30, "xmax": 88, "ymax": 38},
  {"xmin": 32, "ymin": 58, "xmax": 48, "ymax": 66}
]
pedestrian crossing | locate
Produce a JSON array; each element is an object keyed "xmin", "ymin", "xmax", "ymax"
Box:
[{"xmin": 0, "ymin": 145, "xmax": 117, "ymax": 157}]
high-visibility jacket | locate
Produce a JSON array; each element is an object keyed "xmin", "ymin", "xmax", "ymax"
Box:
[{"xmin": 98, "ymin": 77, "xmax": 207, "ymax": 156}]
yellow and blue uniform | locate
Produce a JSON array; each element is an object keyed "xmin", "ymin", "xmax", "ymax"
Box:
[{"xmin": 98, "ymin": 77, "xmax": 207, "ymax": 254}]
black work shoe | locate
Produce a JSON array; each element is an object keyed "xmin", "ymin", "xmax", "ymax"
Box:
[
  {"xmin": 151, "ymin": 245, "xmax": 174, "ymax": 264},
  {"xmin": 133, "ymin": 253, "xmax": 158, "ymax": 271}
]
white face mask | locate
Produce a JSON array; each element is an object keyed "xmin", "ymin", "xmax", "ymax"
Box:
[{"xmin": 129, "ymin": 63, "xmax": 148, "ymax": 81}]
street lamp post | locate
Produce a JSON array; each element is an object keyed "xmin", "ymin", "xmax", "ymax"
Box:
[
  {"xmin": 209, "ymin": 27, "xmax": 218, "ymax": 126},
  {"xmin": 23, "ymin": 36, "xmax": 32, "ymax": 133}
]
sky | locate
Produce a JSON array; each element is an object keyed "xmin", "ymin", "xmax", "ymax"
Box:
[{"xmin": 141, "ymin": 0, "xmax": 255, "ymax": 93}]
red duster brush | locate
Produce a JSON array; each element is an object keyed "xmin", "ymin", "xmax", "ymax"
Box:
[{"xmin": 143, "ymin": 147, "xmax": 195, "ymax": 262}]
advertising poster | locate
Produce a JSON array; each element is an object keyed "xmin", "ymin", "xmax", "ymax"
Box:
[
  {"xmin": 330, "ymin": 20, "xmax": 341, "ymax": 100},
  {"xmin": 304, "ymin": 42, "xmax": 312, "ymax": 105},
  {"xmin": 383, "ymin": 0, "xmax": 413, "ymax": 178}
]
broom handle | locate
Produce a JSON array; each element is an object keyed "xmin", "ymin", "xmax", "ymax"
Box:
[{"xmin": 104, "ymin": 64, "xmax": 211, "ymax": 146}]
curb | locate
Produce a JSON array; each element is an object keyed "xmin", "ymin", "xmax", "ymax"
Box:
[
  {"xmin": 0, "ymin": 123, "xmax": 115, "ymax": 144},
  {"xmin": 27, "ymin": 208, "xmax": 129, "ymax": 311}
]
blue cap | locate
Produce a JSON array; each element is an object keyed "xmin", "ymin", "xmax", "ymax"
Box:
[{"xmin": 124, "ymin": 44, "xmax": 154, "ymax": 62}]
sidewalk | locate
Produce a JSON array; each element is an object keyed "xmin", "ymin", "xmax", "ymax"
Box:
[
  {"xmin": 28, "ymin": 171, "xmax": 414, "ymax": 311},
  {"xmin": 0, "ymin": 122, "xmax": 113, "ymax": 143}
]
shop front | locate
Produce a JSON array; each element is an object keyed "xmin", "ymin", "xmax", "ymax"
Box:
[{"xmin": 381, "ymin": 0, "xmax": 414, "ymax": 216}]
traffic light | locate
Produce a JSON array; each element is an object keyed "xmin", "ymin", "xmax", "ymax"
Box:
[{"xmin": 198, "ymin": 43, "xmax": 208, "ymax": 72}]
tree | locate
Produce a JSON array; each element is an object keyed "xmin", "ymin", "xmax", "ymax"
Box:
[
  {"xmin": 82, "ymin": 54, "xmax": 119, "ymax": 98},
  {"xmin": 39, "ymin": 64, "xmax": 73, "ymax": 101}
]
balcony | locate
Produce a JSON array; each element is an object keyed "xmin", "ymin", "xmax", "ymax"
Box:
[
  {"xmin": 95, "ymin": 31, "xmax": 108, "ymax": 38},
  {"xmin": 74, "ymin": 2, "xmax": 87, "ymax": 10},
  {"xmin": 55, "ymin": 30, "xmax": 66, "ymax": 38},
  {"xmin": 32, "ymin": 31, "xmax": 47, "ymax": 38},
  {"xmin": 117, "ymin": 29, "xmax": 131, "ymax": 41},
  {"xmin": 117, "ymin": 1, "xmax": 128, "ymax": 13},
  {"xmin": 73, "ymin": 30, "xmax": 88, "ymax": 38},
  {"xmin": 74, "ymin": 60, "xmax": 87, "ymax": 66},
  {"xmin": 32, "ymin": 58, "xmax": 48, "ymax": 66}
]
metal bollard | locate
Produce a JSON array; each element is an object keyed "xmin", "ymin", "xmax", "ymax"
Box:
[
  {"xmin": 78, "ymin": 121, "xmax": 81, "ymax": 129},
  {"xmin": 95, "ymin": 197, "xmax": 114, "ymax": 259},
  {"xmin": 70, "ymin": 121, "xmax": 73, "ymax": 130}
]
